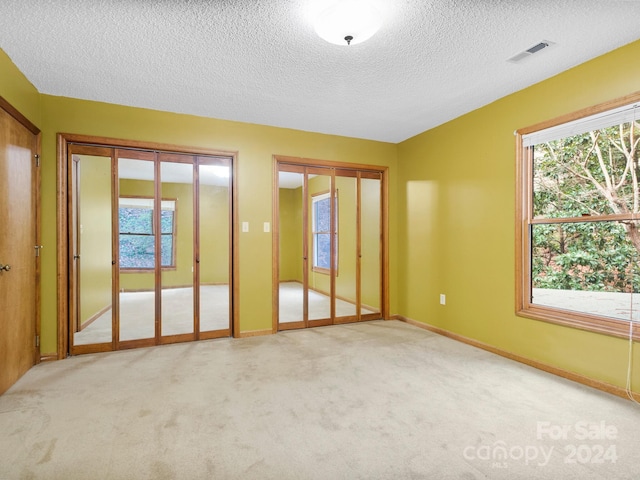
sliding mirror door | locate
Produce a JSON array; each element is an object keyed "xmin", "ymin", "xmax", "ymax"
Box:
[
  {"xmin": 67, "ymin": 139, "xmax": 236, "ymax": 355},
  {"xmin": 70, "ymin": 148, "xmax": 115, "ymax": 349},
  {"xmin": 334, "ymin": 170, "xmax": 357, "ymax": 323},
  {"xmin": 277, "ymin": 165, "xmax": 335, "ymax": 329},
  {"xmin": 275, "ymin": 160, "xmax": 385, "ymax": 331},
  {"xmin": 360, "ymin": 173, "xmax": 382, "ymax": 320},
  {"xmin": 117, "ymin": 153, "xmax": 157, "ymax": 346},
  {"xmin": 307, "ymin": 167, "xmax": 333, "ymax": 326},
  {"xmin": 159, "ymin": 155, "xmax": 195, "ymax": 341},
  {"xmin": 198, "ymin": 157, "xmax": 232, "ymax": 338},
  {"xmin": 278, "ymin": 167, "xmax": 305, "ymax": 329}
]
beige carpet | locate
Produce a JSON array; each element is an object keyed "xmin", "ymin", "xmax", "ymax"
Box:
[
  {"xmin": 74, "ymin": 286, "xmax": 231, "ymax": 345},
  {"xmin": 278, "ymin": 281, "xmax": 377, "ymax": 323},
  {"xmin": 75, "ymin": 283, "xmax": 377, "ymax": 345},
  {"xmin": 2, "ymin": 320, "xmax": 639, "ymax": 479}
]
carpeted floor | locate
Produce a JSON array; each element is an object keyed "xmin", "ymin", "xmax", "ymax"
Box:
[
  {"xmin": 2, "ymin": 320, "xmax": 639, "ymax": 479},
  {"xmin": 75, "ymin": 282, "xmax": 376, "ymax": 345},
  {"xmin": 74, "ymin": 286, "xmax": 232, "ymax": 345},
  {"xmin": 278, "ymin": 281, "xmax": 377, "ymax": 323}
]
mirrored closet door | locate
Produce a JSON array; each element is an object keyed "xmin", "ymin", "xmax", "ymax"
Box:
[
  {"xmin": 118, "ymin": 151, "xmax": 157, "ymax": 345},
  {"xmin": 68, "ymin": 143, "xmax": 233, "ymax": 355},
  {"xmin": 69, "ymin": 147, "xmax": 115, "ymax": 349},
  {"xmin": 274, "ymin": 158, "xmax": 386, "ymax": 331}
]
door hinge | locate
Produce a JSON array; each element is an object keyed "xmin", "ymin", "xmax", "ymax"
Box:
[
  {"xmin": 35, "ymin": 335, "xmax": 40, "ymax": 348},
  {"xmin": 35, "ymin": 154, "xmax": 40, "ymax": 167},
  {"xmin": 35, "ymin": 245, "xmax": 43, "ymax": 257}
]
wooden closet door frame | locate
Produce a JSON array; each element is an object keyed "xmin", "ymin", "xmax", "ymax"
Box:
[
  {"xmin": 57, "ymin": 133, "xmax": 238, "ymax": 358},
  {"xmin": 0, "ymin": 97, "xmax": 41, "ymax": 371},
  {"xmin": 272, "ymin": 155, "xmax": 389, "ymax": 333}
]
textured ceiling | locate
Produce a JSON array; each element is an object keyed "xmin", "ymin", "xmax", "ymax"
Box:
[{"xmin": 1, "ymin": 1, "xmax": 639, "ymax": 143}]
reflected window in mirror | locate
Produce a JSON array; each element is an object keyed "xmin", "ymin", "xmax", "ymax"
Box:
[
  {"xmin": 119, "ymin": 197, "xmax": 176, "ymax": 270},
  {"xmin": 312, "ymin": 191, "xmax": 338, "ymax": 273}
]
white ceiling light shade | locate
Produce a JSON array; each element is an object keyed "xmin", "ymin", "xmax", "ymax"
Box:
[{"xmin": 314, "ymin": 0, "xmax": 382, "ymax": 46}]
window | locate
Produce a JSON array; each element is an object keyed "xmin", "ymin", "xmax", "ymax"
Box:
[
  {"xmin": 119, "ymin": 197, "xmax": 176, "ymax": 269},
  {"xmin": 517, "ymin": 98, "xmax": 640, "ymax": 338},
  {"xmin": 312, "ymin": 191, "xmax": 337, "ymax": 273}
]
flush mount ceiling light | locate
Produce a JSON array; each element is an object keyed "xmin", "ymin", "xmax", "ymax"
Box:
[{"xmin": 314, "ymin": 0, "xmax": 382, "ymax": 46}]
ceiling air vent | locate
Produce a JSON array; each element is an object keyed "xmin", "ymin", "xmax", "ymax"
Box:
[{"xmin": 508, "ymin": 40, "xmax": 554, "ymax": 63}]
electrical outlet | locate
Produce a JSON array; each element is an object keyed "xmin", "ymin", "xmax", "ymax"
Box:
[
  {"xmin": 440, "ymin": 294, "xmax": 446, "ymax": 305},
  {"xmin": 264, "ymin": 222, "xmax": 270, "ymax": 233},
  {"xmin": 242, "ymin": 221, "xmax": 249, "ymax": 232}
]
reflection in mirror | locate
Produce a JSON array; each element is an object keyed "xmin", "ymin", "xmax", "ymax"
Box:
[
  {"xmin": 199, "ymin": 162, "xmax": 231, "ymax": 332},
  {"xmin": 308, "ymin": 173, "xmax": 332, "ymax": 321},
  {"xmin": 334, "ymin": 174, "xmax": 356, "ymax": 319},
  {"xmin": 160, "ymin": 161, "xmax": 194, "ymax": 336},
  {"xmin": 73, "ymin": 154, "xmax": 113, "ymax": 346},
  {"xmin": 532, "ymin": 221, "xmax": 639, "ymax": 321},
  {"xmin": 278, "ymin": 171, "xmax": 304, "ymax": 325},
  {"xmin": 118, "ymin": 158, "xmax": 156, "ymax": 341},
  {"xmin": 361, "ymin": 177, "xmax": 381, "ymax": 314}
]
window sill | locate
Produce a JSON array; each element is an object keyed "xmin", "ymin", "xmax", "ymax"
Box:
[{"xmin": 516, "ymin": 304, "xmax": 639, "ymax": 341}]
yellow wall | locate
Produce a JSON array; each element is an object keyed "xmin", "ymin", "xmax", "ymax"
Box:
[
  {"xmin": 396, "ymin": 39, "xmax": 640, "ymax": 392},
  {"xmin": 0, "ymin": 49, "xmax": 40, "ymax": 127},
  {"xmin": 33, "ymin": 93, "xmax": 397, "ymax": 350}
]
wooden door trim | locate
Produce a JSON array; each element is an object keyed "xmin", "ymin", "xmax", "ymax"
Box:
[
  {"xmin": 381, "ymin": 169, "xmax": 390, "ymax": 320},
  {"xmin": 302, "ymin": 170, "xmax": 310, "ymax": 327},
  {"xmin": 356, "ymin": 173, "xmax": 362, "ymax": 321},
  {"xmin": 329, "ymin": 169, "xmax": 336, "ymax": 322},
  {"xmin": 275, "ymin": 155, "xmax": 386, "ymax": 173},
  {"xmin": 271, "ymin": 157, "xmax": 280, "ymax": 333},
  {"xmin": 154, "ymin": 156, "xmax": 162, "ymax": 342},
  {"xmin": 34, "ymin": 130, "xmax": 42, "ymax": 363},
  {"xmin": 231, "ymin": 155, "xmax": 240, "ymax": 338},
  {"xmin": 194, "ymin": 160, "xmax": 201, "ymax": 338},
  {"xmin": 60, "ymin": 133, "xmax": 235, "ymax": 157},
  {"xmin": 57, "ymin": 133, "xmax": 238, "ymax": 357}
]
